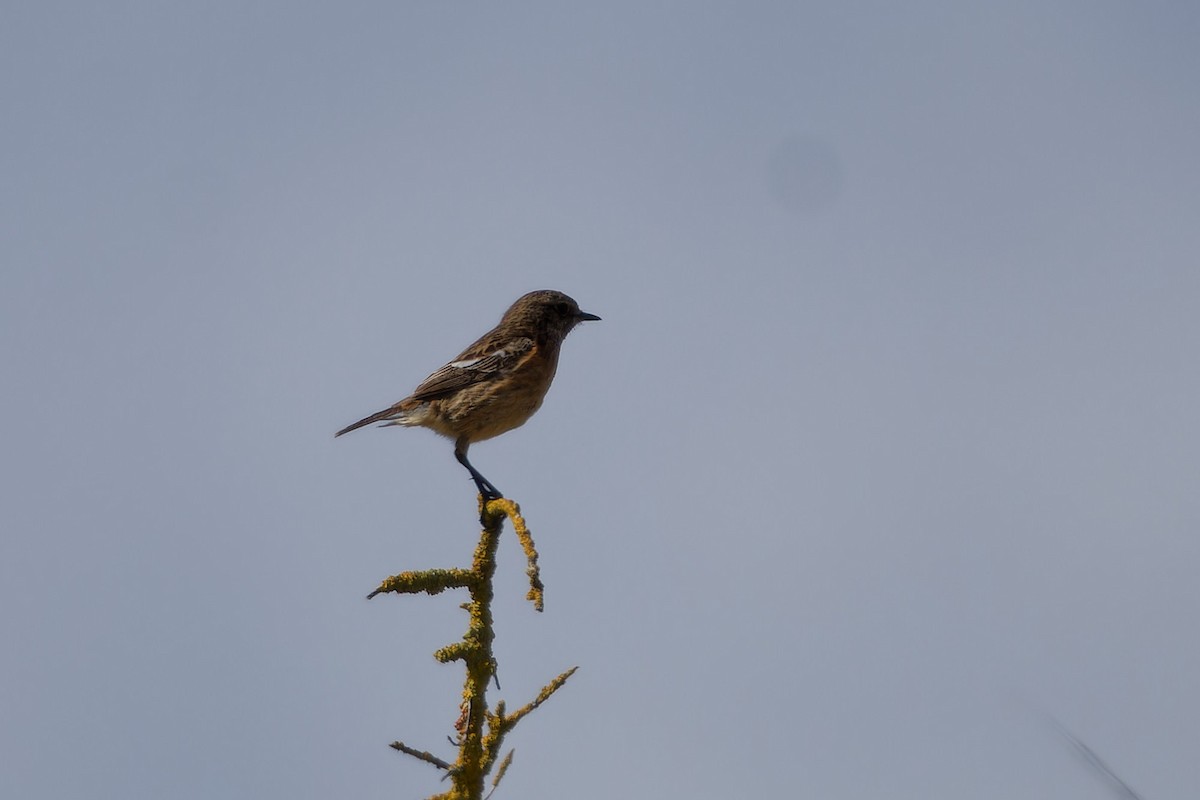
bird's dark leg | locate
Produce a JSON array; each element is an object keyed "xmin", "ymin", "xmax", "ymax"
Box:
[{"xmin": 454, "ymin": 439, "xmax": 502, "ymax": 501}]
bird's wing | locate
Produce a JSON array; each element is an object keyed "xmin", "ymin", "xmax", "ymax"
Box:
[{"xmin": 407, "ymin": 336, "xmax": 535, "ymax": 401}]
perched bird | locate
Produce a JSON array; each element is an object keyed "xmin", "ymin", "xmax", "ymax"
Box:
[{"xmin": 336, "ymin": 289, "xmax": 600, "ymax": 501}]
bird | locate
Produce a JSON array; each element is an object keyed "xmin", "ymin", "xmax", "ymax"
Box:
[{"xmin": 335, "ymin": 289, "xmax": 600, "ymax": 502}]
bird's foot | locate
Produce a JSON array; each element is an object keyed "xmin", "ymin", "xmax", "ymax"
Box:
[
  {"xmin": 473, "ymin": 480, "xmax": 504, "ymax": 524},
  {"xmin": 473, "ymin": 477, "xmax": 503, "ymax": 501}
]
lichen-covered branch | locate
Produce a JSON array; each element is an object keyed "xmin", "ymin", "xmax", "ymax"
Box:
[
  {"xmin": 487, "ymin": 749, "xmax": 515, "ymax": 798},
  {"xmin": 368, "ymin": 495, "xmax": 575, "ymax": 800},
  {"xmin": 480, "ymin": 667, "xmax": 578, "ymax": 779},
  {"xmin": 502, "ymin": 666, "xmax": 578, "ymax": 730},
  {"xmin": 367, "ymin": 568, "xmax": 474, "ymax": 599},
  {"xmin": 388, "ymin": 740, "xmax": 452, "ymax": 771},
  {"xmin": 493, "ymin": 499, "xmax": 545, "ymax": 612}
]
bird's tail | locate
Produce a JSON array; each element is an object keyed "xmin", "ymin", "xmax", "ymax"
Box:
[{"xmin": 334, "ymin": 407, "xmax": 403, "ymax": 438}]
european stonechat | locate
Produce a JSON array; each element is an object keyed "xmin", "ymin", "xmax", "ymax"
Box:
[{"xmin": 336, "ymin": 290, "xmax": 600, "ymax": 501}]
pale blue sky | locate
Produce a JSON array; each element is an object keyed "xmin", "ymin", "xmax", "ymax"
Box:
[{"xmin": 3, "ymin": 3, "xmax": 1199, "ymax": 798}]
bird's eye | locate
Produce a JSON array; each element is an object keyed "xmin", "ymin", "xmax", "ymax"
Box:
[{"xmin": 555, "ymin": 302, "xmax": 571, "ymax": 315}]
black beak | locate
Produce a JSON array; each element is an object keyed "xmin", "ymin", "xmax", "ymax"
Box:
[{"xmin": 577, "ymin": 311, "xmax": 601, "ymax": 322}]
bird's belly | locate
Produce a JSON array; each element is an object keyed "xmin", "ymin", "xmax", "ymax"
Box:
[{"xmin": 460, "ymin": 389, "xmax": 544, "ymax": 442}]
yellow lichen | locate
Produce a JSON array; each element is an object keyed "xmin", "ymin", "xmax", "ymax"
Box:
[{"xmin": 368, "ymin": 495, "xmax": 575, "ymax": 799}]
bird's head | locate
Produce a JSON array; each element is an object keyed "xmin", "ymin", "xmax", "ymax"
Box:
[{"xmin": 503, "ymin": 290, "xmax": 601, "ymax": 341}]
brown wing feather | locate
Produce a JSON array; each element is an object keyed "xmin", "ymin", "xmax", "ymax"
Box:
[
  {"xmin": 407, "ymin": 336, "xmax": 534, "ymax": 401},
  {"xmin": 334, "ymin": 333, "xmax": 536, "ymax": 438}
]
